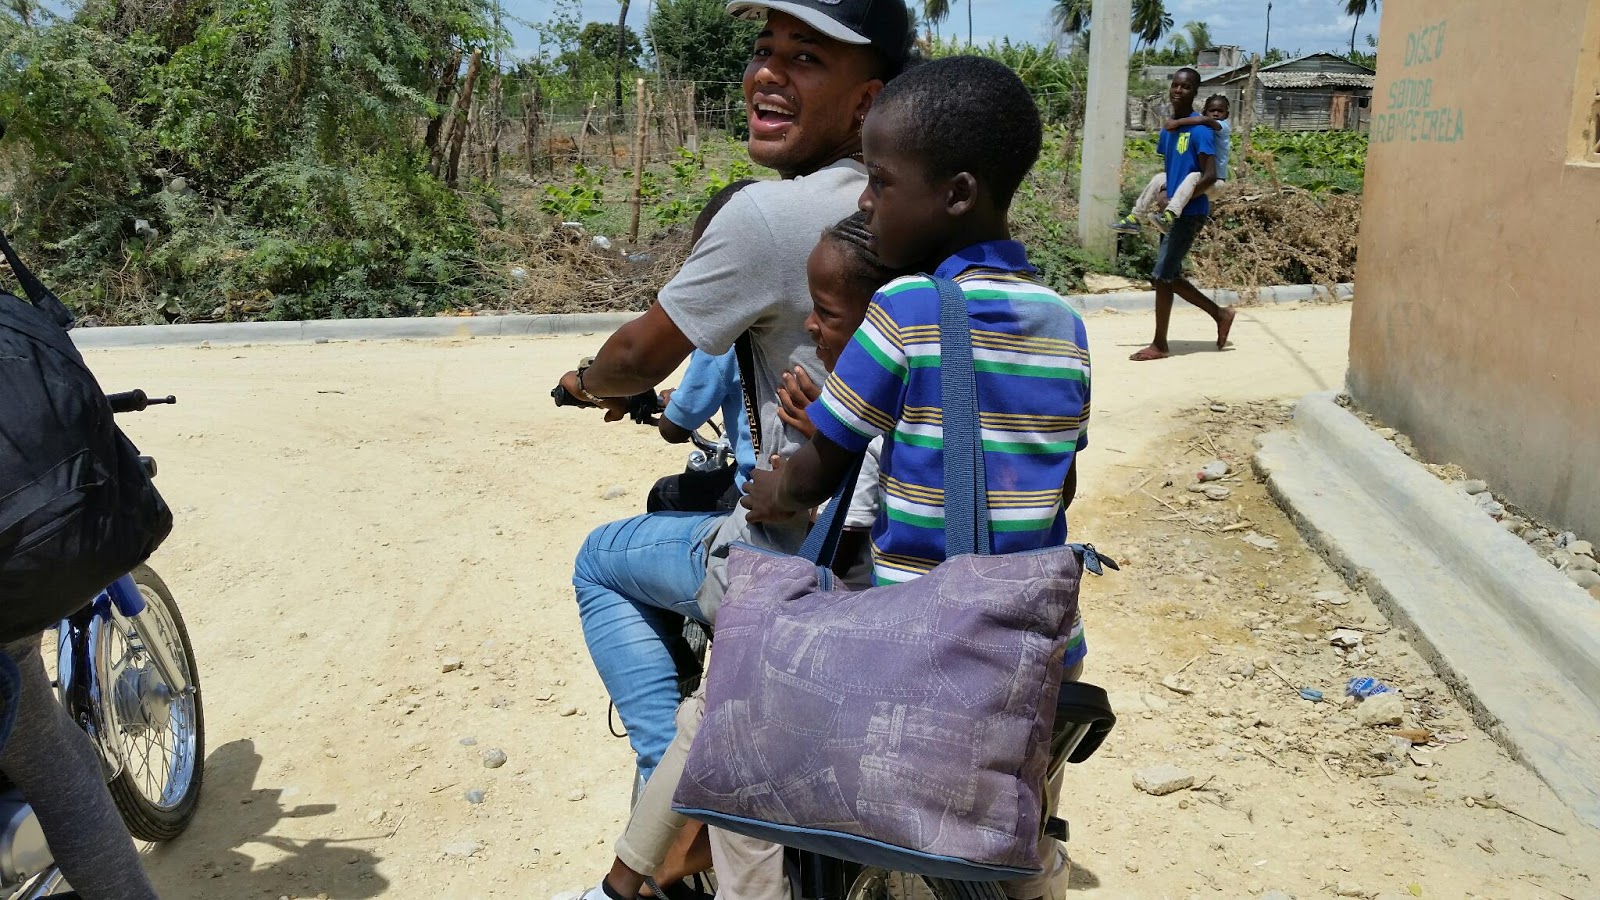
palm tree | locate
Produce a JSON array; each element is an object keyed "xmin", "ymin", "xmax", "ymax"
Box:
[
  {"xmin": 1051, "ymin": 0, "xmax": 1090, "ymax": 39},
  {"xmin": 1167, "ymin": 20, "xmax": 1213, "ymax": 58},
  {"xmin": 1264, "ymin": 0, "xmax": 1273, "ymax": 58},
  {"xmin": 1131, "ymin": 0, "xmax": 1173, "ymax": 53},
  {"xmin": 922, "ymin": 0, "xmax": 950, "ymax": 41},
  {"xmin": 928, "ymin": 0, "xmax": 971, "ymax": 46},
  {"xmin": 1344, "ymin": 0, "xmax": 1378, "ymax": 56}
]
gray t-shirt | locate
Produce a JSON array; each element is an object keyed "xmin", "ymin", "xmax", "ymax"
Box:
[
  {"xmin": 655, "ymin": 159, "xmax": 867, "ymax": 615},
  {"xmin": 659, "ymin": 158, "xmax": 865, "ymax": 463}
]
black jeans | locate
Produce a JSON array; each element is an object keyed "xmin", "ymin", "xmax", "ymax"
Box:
[
  {"xmin": 0, "ymin": 639, "xmax": 158, "ymax": 900},
  {"xmin": 646, "ymin": 465, "xmax": 740, "ymax": 514}
]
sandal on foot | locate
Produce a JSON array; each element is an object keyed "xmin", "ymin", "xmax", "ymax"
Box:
[{"xmin": 1129, "ymin": 345, "xmax": 1170, "ymax": 361}]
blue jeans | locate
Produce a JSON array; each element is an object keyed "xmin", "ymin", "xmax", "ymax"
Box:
[{"xmin": 573, "ymin": 512, "xmax": 722, "ymax": 782}]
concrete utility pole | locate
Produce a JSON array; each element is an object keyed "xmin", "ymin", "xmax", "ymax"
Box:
[{"xmin": 1076, "ymin": 0, "xmax": 1133, "ymax": 260}]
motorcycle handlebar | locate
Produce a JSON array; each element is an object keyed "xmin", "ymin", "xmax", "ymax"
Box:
[
  {"xmin": 107, "ymin": 390, "xmax": 178, "ymax": 414},
  {"xmin": 550, "ymin": 385, "xmax": 664, "ymax": 425}
]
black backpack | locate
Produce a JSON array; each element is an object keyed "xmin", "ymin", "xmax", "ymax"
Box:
[{"xmin": 0, "ymin": 230, "xmax": 172, "ymax": 642}]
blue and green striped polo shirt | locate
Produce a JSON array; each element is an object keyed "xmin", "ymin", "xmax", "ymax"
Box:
[{"xmin": 809, "ymin": 240, "xmax": 1091, "ymax": 598}]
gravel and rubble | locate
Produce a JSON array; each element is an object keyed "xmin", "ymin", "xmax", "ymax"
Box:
[{"xmin": 1067, "ymin": 400, "xmax": 1600, "ymax": 898}]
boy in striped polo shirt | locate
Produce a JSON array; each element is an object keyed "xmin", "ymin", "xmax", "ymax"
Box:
[
  {"xmin": 744, "ymin": 55, "xmax": 1088, "ymax": 897},
  {"xmin": 743, "ymin": 54, "xmax": 1091, "ymax": 677}
]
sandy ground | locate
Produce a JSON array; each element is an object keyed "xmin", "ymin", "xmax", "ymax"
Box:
[{"xmin": 76, "ymin": 302, "xmax": 1600, "ymax": 899}]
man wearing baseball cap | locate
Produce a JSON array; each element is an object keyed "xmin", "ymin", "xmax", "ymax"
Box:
[{"xmin": 554, "ymin": 4, "xmax": 912, "ymax": 900}]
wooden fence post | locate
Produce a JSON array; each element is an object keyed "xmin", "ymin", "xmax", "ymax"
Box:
[
  {"xmin": 606, "ymin": 102, "xmax": 619, "ymax": 166},
  {"xmin": 445, "ymin": 49, "xmax": 483, "ymax": 188},
  {"xmin": 489, "ymin": 71, "xmax": 503, "ymax": 180},
  {"xmin": 1239, "ymin": 54, "xmax": 1260, "ymax": 176},
  {"xmin": 686, "ymin": 83, "xmax": 699, "ymax": 155},
  {"xmin": 577, "ymin": 93, "xmax": 598, "ymax": 167},
  {"xmin": 652, "ymin": 90, "xmax": 664, "ymax": 160},
  {"xmin": 667, "ymin": 80, "xmax": 684, "ymax": 149},
  {"xmin": 629, "ymin": 78, "xmax": 648, "ymax": 243},
  {"xmin": 523, "ymin": 87, "xmax": 540, "ymax": 178}
]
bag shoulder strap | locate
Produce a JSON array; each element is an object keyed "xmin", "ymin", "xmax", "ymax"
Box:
[
  {"xmin": 738, "ymin": 326, "xmax": 865, "ymax": 567},
  {"xmin": 931, "ymin": 275, "xmax": 991, "ymax": 557},
  {"xmin": 796, "ymin": 453, "xmax": 866, "ymax": 566},
  {"xmin": 0, "ymin": 229, "xmax": 74, "ymax": 329},
  {"xmin": 733, "ymin": 330, "xmax": 763, "ymax": 457}
]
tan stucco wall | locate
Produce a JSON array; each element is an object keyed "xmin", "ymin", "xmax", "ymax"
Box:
[{"xmin": 1350, "ymin": 1, "xmax": 1600, "ymax": 537}]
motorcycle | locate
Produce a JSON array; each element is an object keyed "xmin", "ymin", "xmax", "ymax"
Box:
[
  {"xmin": 0, "ymin": 390, "xmax": 204, "ymax": 900},
  {"xmin": 553, "ymin": 379, "xmax": 1120, "ymax": 899}
]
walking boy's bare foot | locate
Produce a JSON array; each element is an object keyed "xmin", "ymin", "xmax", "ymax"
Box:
[
  {"xmin": 1129, "ymin": 345, "xmax": 1169, "ymax": 361},
  {"xmin": 1217, "ymin": 307, "xmax": 1236, "ymax": 350}
]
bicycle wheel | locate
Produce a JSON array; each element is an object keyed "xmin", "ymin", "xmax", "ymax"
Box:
[{"xmin": 97, "ymin": 565, "xmax": 205, "ymax": 841}]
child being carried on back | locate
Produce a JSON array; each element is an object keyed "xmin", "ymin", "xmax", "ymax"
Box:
[{"xmin": 1113, "ymin": 93, "xmax": 1231, "ymax": 233}]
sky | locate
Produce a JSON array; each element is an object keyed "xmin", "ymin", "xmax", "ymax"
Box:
[{"xmin": 501, "ymin": 0, "xmax": 1382, "ymax": 61}]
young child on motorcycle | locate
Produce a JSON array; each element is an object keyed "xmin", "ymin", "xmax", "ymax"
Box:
[
  {"xmin": 566, "ymin": 211, "xmax": 914, "ymax": 900},
  {"xmin": 741, "ymin": 55, "xmax": 1091, "ymax": 900},
  {"xmin": 648, "ymin": 180, "xmax": 760, "ymax": 515}
]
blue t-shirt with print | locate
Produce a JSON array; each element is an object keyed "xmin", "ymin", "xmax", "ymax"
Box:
[
  {"xmin": 663, "ymin": 349, "xmax": 756, "ymax": 489},
  {"xmin": 1159, "ymin": 123, "xmax": 1216, "ymax": 216}
]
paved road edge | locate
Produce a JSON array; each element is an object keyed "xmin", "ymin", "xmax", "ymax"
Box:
[
  {"xmin": 1255, "ymin": 391, "xmax": 1600, "ymax": 829},
  {"xmin": 71, "ymin": 284, "xmax": 1354, "ymax": 350}
]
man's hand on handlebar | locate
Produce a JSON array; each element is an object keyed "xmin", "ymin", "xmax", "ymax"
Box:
[{"xmin": 558, "ymin": 370, "xmax": 631, "ymax": 422}]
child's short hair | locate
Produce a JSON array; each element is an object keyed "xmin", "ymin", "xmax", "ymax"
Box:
[
  {"xmin": 871, "ymin": 56, "xmax": 1042, "ymax": 206},
  {"xmin": 690, "ymin": 178, "xmax": 758, "ymax": 245},
  {"xmin": 822, "ymin": 211, "xmax": 908, "ymax": 298},
  {"xmin": 1204, "ymin": 94, "xmax": 1230, "ymax": 111},
  {"xmin": 1173, "ymin": 66, "xmax": 1201, "ymax": 83}
]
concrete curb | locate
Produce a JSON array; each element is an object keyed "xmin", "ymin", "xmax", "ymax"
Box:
[
  {"xmin": 1069, "ymin": 282, "xmax": 1352, "ymax": 314},
  {"xmin": 1256, "ymin": 392, "xmax": 1600, "ymax": 828},
  {"xmin": 69, "ymin": 282, "xmax": 1353, "ymax": 350},
  {"xmin": 70, "ymin": 312, "xmax": 643, "ymax": 349}
]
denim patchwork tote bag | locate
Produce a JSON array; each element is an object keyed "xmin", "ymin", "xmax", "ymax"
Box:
[{"xmin": 672, "ymin": 276, "xmax": 1090, "ymax": 881}]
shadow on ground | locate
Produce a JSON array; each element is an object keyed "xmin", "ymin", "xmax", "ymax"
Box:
[
  {"xmin": 145, "ymin": 739, "xmax": 389, "ymax": 899},
  {"xmin": 1068, "ymin": 860, "xmax": 1101, "ymax": 890},
  {"xmin": 1118, "ymin": 338, "xmax": 1229, "ymax": 358}
]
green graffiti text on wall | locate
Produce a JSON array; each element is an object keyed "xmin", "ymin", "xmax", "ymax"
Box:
[
  {"xmin": 1404, "ymin": 22, "xmax": 1447, "ymax": 67},
  {"xmin": 1372, "ymin": 20, "xmax": 1466, "ymax": 144}
]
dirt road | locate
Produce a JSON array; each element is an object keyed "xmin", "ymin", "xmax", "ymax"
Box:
[{"xmin": 80, "ymin": 302, "xmax": 1598, "ymax": 899}]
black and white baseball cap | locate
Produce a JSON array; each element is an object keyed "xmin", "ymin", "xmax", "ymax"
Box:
[{"xmin": 727, "ymin": 0, "xmax": 913, "ymax": 69}]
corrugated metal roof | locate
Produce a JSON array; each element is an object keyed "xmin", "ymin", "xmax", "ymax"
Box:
[
  {"xmin": 1259, "ymin": 72, "xmax": 1376, "ymax": 89},
  {"xmin": 1204, "ymin": 51, "xmax": 1376, "ymax": 85},
  {"xmin": 1261, "ymin": 51, "xmax": 1374, "ymax": 74}
]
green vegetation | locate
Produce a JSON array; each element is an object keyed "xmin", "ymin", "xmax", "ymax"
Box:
[
  {"xmin": 1248, "ymin": 129, "xmax": 1368, "ymax": 194},
  {"xmin": 0, "ymin": 0, "xmax": 1368, "ymax": 324},
  {"xmin": 1, "ymin": 0, "xmax": 495, "ymax": 322}
]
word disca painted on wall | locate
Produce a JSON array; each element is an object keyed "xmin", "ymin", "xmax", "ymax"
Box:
[{"xmin": 1371, "ymin": 19, "xmax": 1467, "ymax": 145}]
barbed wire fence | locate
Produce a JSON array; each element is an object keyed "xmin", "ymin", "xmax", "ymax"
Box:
[
  {"xmin": 441, "ymin": 69, "xmax": 1364, "ymax": 243},
  {"xmin": 435, "ymin": 75, "xmax": 762, "ymax": 190},
  {"xmin": 445, "ymin": 77, "xmax": 1104, "ymax": 185}
]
